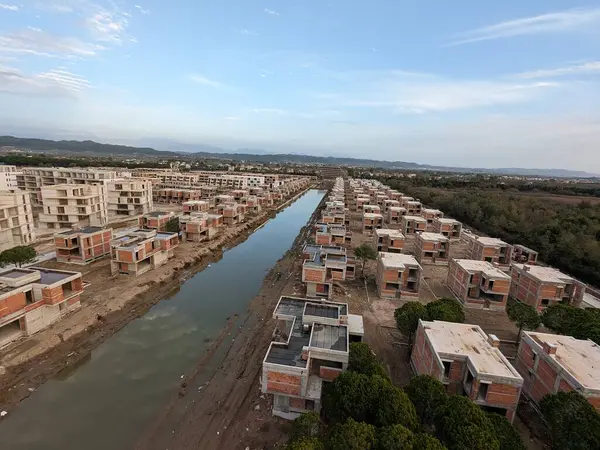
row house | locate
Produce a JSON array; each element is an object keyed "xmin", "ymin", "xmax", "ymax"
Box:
[
  {"xmin": 515, "ymin": 331, "xmax": 600, "ymax": 412},
  {"xmin": 107, "ymin": 179, "xmax": 153, "ymax": 218},
  {"xmin": 139, "ymin": 211, "xmax": 175, "ymax": 231},
  {"xmin": 362, "ymin": 212, "xmax": 383, "ymax": 235},
  {"xmin": 110, "ymin": 229, "xmax": 179, "ymax": 276},
  {"xmin": 374, "ymin": 229, "xmax": 405, "ymax": 253},
  {"xmin": 376, "ymin": 252, "xmax": 421, "ymax": 299},
  {"xmin": 38, "ymin": 184, "xmax": 108, "ymax": 231},
  {"xmin": 0, "ymin": 191, "xmax": 36, "ymax": 252},
  {"xmin": 261, "ymin": 296, "xmax": 364, "ymax": 419},
  {"xmin": 54, "ymin": 227, "xmax": 113, "ymax": 264},
  {"xmin": 469, "ymin": 236, "xmax": 514, "ymax": 267},
  {"xmin": 422, "ymin": 209, "xmax": 444, "ymax": 230},
  {"xmin": 512, "ymin": 244, "xmax": 538, "ymax": 265},
  {"xmin": 0, "ymin": 267, "xmax": 84, "ymax": 348},
  {"xmin": 314, "ymin": 223, "xmax": 352, "ymax": 247},
  {"xmin": 406, "ymin": 201, "xmax": 422, "ymax": 216},
  {"xmin": 415, "ymin": 232, "xmax": 450, "ymax": 265},
  {"xmin": 302, "ymin": 245, "xmax": 355, "ymax": 299},
  {"xmin": 433, "ymin": 218, "xmax": 463, "ymax": 240},
  {"xmin": 411, "ymin": 320, "xmax": 523, "ymax": 423},
  {"xmin": 217, "ymin": 203, "xmax": 247, "ymax": 226},
  {"xmin": 387, "ymin": 206, "xmax": 407, "ymax": 225},
  {"xmin": 400, "ymin": 215, "xmax": 427, "ymax": 236},
  {"xmin": 447, "ymin": 259, "xmax": 511, "ymax": 311},
  {"xmin": 153, "ymin": 188, "xmax": 202, "ymax": 204},
  {"xmin": 183, "ymin": 200, "xmax": 210, "ymax": 215},
  {"xmin": 510, "ymin": 264, "xmax": 586, "ymax": 311},
  {"xmin": 180, "ymin": 213, "xmax": 222, "ymax": 242}
]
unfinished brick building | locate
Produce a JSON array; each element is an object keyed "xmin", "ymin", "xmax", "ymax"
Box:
[
  {"xmin": 138, "ymin": 211, "xmax": 175, "ymax": 231},
  {"xmin": 415, "ymin": 232, "xmax": 450, "ymax": 265},
  {"xmin": 54, "ymin": 227, "xmax": 113, "ymax": 264},
  {"xmin": 387, "ymin": 206, "xmax": 407, "ymax": 225},
  {"xmin": 362, "ymin": 204, "xmax": 381, "ymax": 215},
  {"xmin": 0, "ymin": 267, "xmax": 84, "ymax": 347},
  {"xmin": 470, "ymin": 236, "xmax": 514, "ymax": 267},
  {"xmin": 515, "ymin": 331, "xmax": 600, "ymax": 411},
  {"xmin": 182, "ymin": 200, "xmax": 210, "ymax": 215},
  {"xmin": 314, "ymin": 223, "xmax": 352, "ymax": 247},
  {"xmin": 374, "ymin": 229, "xmax": 405, "ymax": 253},
  {"xmin": 217, "ymin": 203, "xmax": 246, "ymax": 226},
  {"xmin": 261, "ymin": 296, "xmax": 364, "ymax": 419},
  {"xmin": 432, "ymin": 218, "xmax": 463, "ymax": 240},
  {"xmin": 411, "ymin": 320, "xmax": 523, "ymax": 422},
  {"xmin": 509, "ymin": 264, "xmax": 586, "ymax": 311},
  {"xmin": 376, "ymin": 252, "xmax": 421, "ymax": 299},
  {"xmin": 362, "ymin": 212, "xmax": 383, "ymax": 235},
  {"xmin": 179, "ymin": 213, "xmax": 221, "ymax": 242},
  {"xmin": 400, "ymin": 215, "xmax": 427, "ymax": 236},
  {"xmin": 512, "ymin": 244, "xmax": 539, "ymax": 265},
  {"xmin": 422, "ymin": 208, "xmax": 443, "ymax": 229},
  {"xmin": 383, "ymin": 199, "xmax": 400, "ymax": 213},
  {"xmin": 447, "ymin": 259, "xmax": 511, "ymax": 311},
  {"xmin": 110, "ymin": 229, "xmax": 179, "ymax": 276},
  {"xmin": 153, "ymin": 188, "xmax": 202, "ymax": 204},
  {"xmin": 302, "ymin": 245, "xmax": 355, "ymax": 298}
]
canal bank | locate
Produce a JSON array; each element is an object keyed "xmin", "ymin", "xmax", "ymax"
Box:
[{"xmin": 0, "ymin": 188, "xmax": 326, "ymax": 450}]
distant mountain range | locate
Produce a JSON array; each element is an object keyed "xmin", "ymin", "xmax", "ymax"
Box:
[{"xmin": 0, "ymin": 135, "xmax": 597, "ymax": 178}]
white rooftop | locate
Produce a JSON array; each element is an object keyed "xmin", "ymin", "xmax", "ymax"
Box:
[
  {"xmin": 379, "ymin": 252, "xmax": 420, "ymax": 269},
  {"xmin": 347, "ymin": 314, "xmax": 365, "ymax": 337},
  {"xmin": 454, "ymin": 259, "xmax": 510, "ymax": 279},
  {"xmin": 525, "ymin": 331, "xmax": 600, "ymax": 391},
  {"xmin": 406, "ymin": 201, "xmax": 421, "ymax": 206},
  {"xmin": 403, "ymin": 215, "xmax": 427, "ymax": 222},
  {"xmin": 375, "ymin": 228, "xmax": 404, "ymax": 238},
  {"xmin": 363, "ymin": 212, "xmax": 383, "ymax": 219},
  {"xmin": 512, "ymin": 264, "xmax": 574, "ymax": 284},
  {"xmin": 418, "ymin": 232, "xmax": 449, "ymax": 242},
  {"xmin": 423, "ymin": 320, "xmax": 522, "ymax": 380},
  {"xmin": 389, "ymin": 206, "xmax": 407, "ymax": 212},
  {"xmin": 437, "ymin": 218, "xmax": 460, "ymax": 224},
  {"xmin": 476, "ymin": 236, "xmax": 509, "ymax": 247},
  {"xmin": 423, "ymin": 208, "xmax": 442, "ymax": 214}
]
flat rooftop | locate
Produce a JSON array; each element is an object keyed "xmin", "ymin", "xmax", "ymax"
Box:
[
  {"xmin": 388, "ymin": 206, "xmax": 407, "ymax": 212},
  {"xmin": 525, "ymin": 331, "xmax": 600, "ymax": 391},
  {"xmin": 37, "ymin": 269, "xmax": 75, "ymax": 285},
  {"xmin": 375, "ymin": 229, "xmax": 404, "ymax": 238},
  {"xmin": 512, "ymin": 264, "xmax": 574, "ymax": 283},
  {"xmin": 0, "ymin": 268, "xmax": 34, "ymax": 279},
  {"xmin": 310, "ymin": 324, "xmax": 347, "ymax": 352},
  {"xmin": 305, "ymin": 303, "xmax": 340, "ymax": 319},
  {"xmin": 423, "ymin": 208, "xmax": 442, "ymax": 214},
  {"xmin": 453, "ymin": 259, "xmax": 510, "ymax": 279},
  {"xmin": 418, "ymin": 232, "xmax": 449, "ymax": 242},
  {"xmin": 148, "ymin": 211, "xmax": 171, "ymax": 217},
  {"xmin": 476, "ymin": 236, "xmax": 509, "ymax": 247},
  {"xmin": 437, "ymin": 218, "xmax": 460, "ymax": 224},
  {"xmin": 403, "ymin": 215, "xmax": 427, "ymax": 222},
  {"xmin": 57, "ymin": 226, "xmax": 104, "ymax": 236},
  {"xmin": 363, "ymin": 213, "xmax": 383, "ymax": 219},
  {"xmin": 379, "ymin": 252, "xmax": 420, "ymax": 269},
  {"xmin": 422, "ymin": 320, "xmax": 522, "ymax": 380}
]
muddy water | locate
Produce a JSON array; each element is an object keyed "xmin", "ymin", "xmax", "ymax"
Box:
[{"xmin": 0, "ymin": 189, "xmax": 325, "ymax": 450}]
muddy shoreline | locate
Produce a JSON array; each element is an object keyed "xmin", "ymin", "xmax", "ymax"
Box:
[{"xmin": 0, "ymin": 186, "xmax": 317, "ymax": 413}]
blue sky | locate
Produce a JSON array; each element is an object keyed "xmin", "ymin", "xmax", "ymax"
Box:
[{"xmin": 1, "ymin": 1, "xmax": 600, "ymax": 171}]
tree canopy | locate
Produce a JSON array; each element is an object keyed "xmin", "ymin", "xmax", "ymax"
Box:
[
  {"xmin": 0, "ymin": 246, "xmax": 37, "ymax": 268},
  {"xmin": 326, "ymin": 419, "xmax": 377, "ymax": 450},
  {"xmin": 354, "ymin": 244, "xmax": 378, "ymax": 276},
  {"xmin": 375, "ymin": 424, "xmax": 414, "ymax": 450},
  {"xmin": 425, "ymin": 298, "xmax": 465, "ymax": 324},
  {"xmin": 405, "ymin": 375, "xmax": 448, "ymax": 428},
  {"xmin": 506, "ymin": 300, "xmax": 541, "ymax": 342},
  {"xmin": 541, "ymin": 304, "xmax": 600, "ymax": 345},
  {"xmin": 348, "ymin": 342, "xmax": 389, "ymax": 380},
  {"xmin": 164, "ymin": 217, "xmax": 180, "ymax": 233},
  {"xmin": 485, "ymin": 413, "xmax": 526, "ymax": 450}
]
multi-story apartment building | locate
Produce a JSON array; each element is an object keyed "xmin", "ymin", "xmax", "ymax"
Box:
[
  {"xmin": 509, "ymin": 264, "xmax": 586, "ymax": 311},
  {"xmin": 470, "ymin": 236, "xmax": 514, "ymax": 267},
  {"xmin": 432, "ymin": 218, "xmax": 462, "ymax": 240},
  {"xmin": 415, "ymin": 232, "xmax": 451, "ymax": 265},
  {"xmin": 0, "ymin": 165, "xmax": 20, "ymax": 190},
  {"xmin": 362, "ymin": 213, "xmax": 383, "ymax": 235},
  {"xmin": 0, "ymin": 191, "xmax": 36, "ymax": 252},
  {"xmin": 387, "ymin": 206, "xmax": 407, "ymax": 225},
  {"xmin": 153, "ymin": 188, "xmax": 202, "ymax": 204},
  {"xmin": 38, "ymin": 184, "xmax": 108, "ymax": 231},
  {"xmin": 374, "ymin": 229, "xmax": 405, "ymax": 253},
  {"xmin": 376, "ymin": 252, "xmax": 421, "ymax": 299},
  {"xmin": 302, "ymin": 245, "xmax": 355, "ymax": 298},
  {"xmin": 261, "ymin": 296, "xmax": 364, "ymax": 419},
  {"xmin": 512, "ymin": 244, "xmax": 538, "ymax": 265},
  {"xmin": 411, "ymin": 320, "xmax": 523, "ymax": 422},
  {"xmin": 515, "ymin": 331, "xmax": 600, "ymax": 411},
  {"xmin": 0, "ymin": 266, "xmax": 84, "ymax": 347},
  {"xmin": 54, "ymin": 227, "xmax": 113, "ymax": 264},
  {"xmin": 207, "ymin": 174, "xmax": 266, "ymax": 189},
  {"xmin": 400, "ymin": 215, "xmax": 427, "ymax": 236},
  {"xmin": 422, "ymin": 209, "xmax": 444, "ymax": 230},
  {"xmin": 138, "ymin": 211, "xmax": 175, "ymax": 231},
  {"xmin": 106, "ymin": 179, "xmax": 153, "ymax": 218},
  {"xmin": 179, "ymin": 213, "xmax": 222, "ymax": 242},
  {"xmin": 110, "ymin": 229, "xmax": 178, "ymax": 276},
  {"xmin": 447, "ymin": 259, "xmax": 511, "ymax": 310}
]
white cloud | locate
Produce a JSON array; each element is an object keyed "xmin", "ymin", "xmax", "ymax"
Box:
[
  {"xmin": 134, "ymin": 4, "xmax": 149, "ymax": 14},
  {"xmin": 0, "ymin": 64, "xmax": 89, "ymax": 96},
  {"xmin": 189, "ymin": 74, "xmax": 226, "ymax": 88},
  {"xmin": 447, "ymin": 7, "xmax": 600, "ymax": 45},
  {"xmin": 86, "ymin": 10, "xmax": 129, "ymax": 43},
  {"xmin": 0, "ymin": 28, "xmax": 104, "ymax": 58},
  {"xmin": 0, "ymin": 4, "xmax": 19, "ymax": 11},
  {"xmin": 264, "ymin": 8, "xmax": 279, "ymax": 16},
  {"xmin": 517, "ymin": 61, "xmax": 600, "ymax": 78},
  {"xmin": 234, "ymin": 28, "xmax": 258, "ymax": 36}
]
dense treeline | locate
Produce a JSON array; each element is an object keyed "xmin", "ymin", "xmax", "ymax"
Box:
[
  {"xmin": 380, "ymin": 177, "xmax": 600, "ymax": 287},
  {"xmin": 0, "ymin": 154, "xmax": 174, "ymax": 169}
]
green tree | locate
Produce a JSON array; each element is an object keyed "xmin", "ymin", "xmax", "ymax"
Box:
[
  {"xmin": 394, "ymin": 302, "xmax": 428, "ymax": 347},
  {"xmin": 486, "ymin": 413, "xmax": 526, "ymax": 450},
  {"xmin": 290, "ymin": 412, "xmax": 321, "ymax": 441},
  {"xmin": 541, "ymin": 303, "xmax": 578, "ymax": 334},
  {"xmin": 540, "ymin": 391, "xmax": 600, "ymax": 450},
  {"xmin": 326, "ymin": 419, "xmax": 376, "ymax": 450},
  {"xmin": 164, "ymin": 217, "xmax": 180, "ymax": 233},
  {"xmin": 434, "ymin": 396, "xmax": 500, "ymax": 450},
  {"xmin": 413, "ymin": 434, "xmax": 448, "ymax": 450},
  {"xmin": 354, "ymin": 243, "xmax": 378, "ymax": 277},
  {"xmin": 348, "ymin": 342, "xmax": 389, "ymax": 380},
  {"xmin": 506, "ymin": 300, "xmax": 541, "ymax": 343},
  {"xmin": 286, "ymin": 437, "xmax": 324, "ymax": 450},
  {"xmin": 0, "ymin": 246, "xmax": 37, "ymax": 268},
  {"xmin": 405, "ymin": 375, "xmax": 448, "ymax": 428},
  {"xmin": 375, "ymin": 425, "xmax": 414, "ymax": 450},
  {"xmin": 426, "ymin": 298, "xmax": 465, "ymax": 324}
]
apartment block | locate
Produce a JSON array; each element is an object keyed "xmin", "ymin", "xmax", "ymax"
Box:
[
  {"xmin": 110, "ymin": 229, "xmax": 178, "ymax": 276},
  {"xmin": 302, "ymin": 245, "xmax": 355, "ymax": 298},
  {"xmin": 153, "ymin": 188, "xmax": 202, "ymax": 204},
  {"xmin": 374, "ymin": 229, "xmax": 405, "ymax": 253},
  {"xmin": 415, "ymin": 232, "xmax": 451, "ymax": 265},
  {"xmin": 107, "ymin": 179, "xmax": 153, "ymax": 218},
  {"xmin": 182, "ymin": 200, "xmax": 210, "ymax": 215},
  {"xmin": 217, "ymin": 203, "xmax": 246, "ymax": 226},
  {"xmin": 470, "ymin": 236, "xmax": 514, "ymax": 267},
  {"xmin": 314, "ymin": 223, "xmax": 352, "ymax": 247},
  {"xmin": 39, "ymin": 184, "xmax": 108, "ymax": 231},
  {"xmin": 180, "ymin": 213, "xmax": 221, "ymax": 242},
  {"xmin": 432, "ymin": 218, "xmax": 462, "ymax": 240},
  {"xmin": 422, "ymin": 209, "xmax": 444, "ymax": 230},
  {"xmin": 515, "ymin": 331, "xmax": 600, "ymax": 411},
  {"xmin": 512, "ymin": 244, "xmax": 538, "ymax": 265},
  {"xmin": 400, "ymin": 215, "xmax": 427, "ymax": 236},
  {"xmin": 54, "ymin": 227, "xmax": 113, "ymax": 264},
  {"xmin": 447, "ymin": 259, "xmax": 511, "ymax": 311},
  {"xmin": 406, "ymin": 201, "xmax": 422, "ymax": 216},
  {"xmin": 509, "ymin": 264, "xmax": 586, "ymax": 311},
  {"xmin": 376, "ymin": 252, "xmax": 421, "ymax": 299},
  {"xmin": 0, "ymin": 165, "xmax": 19, "ymax": 190},
  {"xmin": 411, "ymin": 320, "xmax": 523, "ymax": 422},
  {"xmin": 0, "ymin": 267, "xmax": 84, "ymax": 348},
  {"xmin": 0, "ymin": 191, "xmax": 36, "ymax": 252},
  {"xmin": 262, "ymin": 296, "xmax": 364, "ymax": 419},
  {"xmin": 362, "ymin": 212, "xmax": 383, "ymax": 235},
  {"xmin": 138, "ymin": 211, "xmax": 175, "ymax": 231},
  {"xmin": 387, "ymin": 206, "xmax": 407, "ymax": 225}
]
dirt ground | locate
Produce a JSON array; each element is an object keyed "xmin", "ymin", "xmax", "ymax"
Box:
[{"xmin": 0, "ymin": 187, "xmax": 313, "ymax": 413}]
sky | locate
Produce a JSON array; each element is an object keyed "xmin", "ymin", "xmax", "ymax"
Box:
[{"xmin": 1, "ymin": 1, "xmax": 600, "ymax": 171}]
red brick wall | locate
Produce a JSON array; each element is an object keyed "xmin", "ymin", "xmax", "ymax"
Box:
[
  {"xmin": 0, "ymin": 292, "xmax": 26, "ymax": 318},
  {"xmin": 320, "ymin": 366, "xmax": 342, "ymax": 381},
  {"xmin": 266, "ymin": 371, "xmax": 302, "ymax": 396},
  {"xmin": 42, "ymin": 286, "xmax": 64, "ymax": 305},
  {"xmin": 486, "ymin": 383, "xmax": 520, "ymax": 407}
]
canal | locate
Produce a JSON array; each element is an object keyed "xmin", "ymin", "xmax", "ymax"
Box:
[{"xmin": 0, "ymin": 189, "xmax": 325, "ymax": 450}]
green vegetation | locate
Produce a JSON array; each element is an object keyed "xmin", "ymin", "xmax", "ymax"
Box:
[
  {"xmin": 164, "ymin": 217, "xmax": 181, "ymax": 233},
  {"xmin": 540, "ymin": 391, "xmax": 600, "ymax": 450},
  {"xmin": 405, "ymin": 375, "xmax": 448, "ymax": 429},
  {"xmin": 348, "ymin": 342, "xmax": 389, "ymax": 380},
  {"xmin": 506, "ymin": 300, "xmax": 541, "ymax": 342},
  {"xmin": 375, "ymin": 424, "xmax": 414, "ymax": 449},
  {"xmin": 326, "ymin": 419, "xmax": 377, "ymax": 450},
  {"xmin": 0, "ymin": 246, "xmax": 37, "ymax": 268},
  {"xmin": 0, "ymin": 154, "xmax": 176, "ymax": 169},
  {"xmin": 354, "ymin": 243, "xmax": 378, "ymax": 277},
  {"xmin": 486, "ymin": 413, "xmax": 526, "ymax": 450},
  {"xmin": 541, "ymin": 304, "xmax": 600, "ymax": 345}
]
